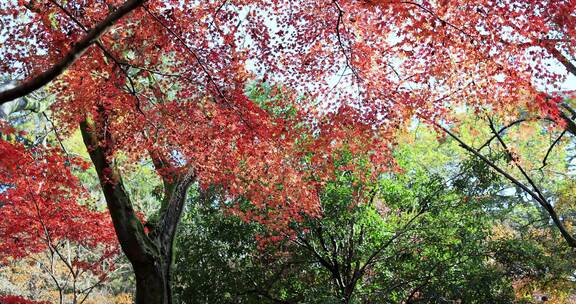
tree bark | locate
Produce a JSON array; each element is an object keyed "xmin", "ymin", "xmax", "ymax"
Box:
[
  {"xmin": 133, "ymin": 262, "xmax": 170, "ymax": 303},
  {"xmin": 80, "ymin": 116, "xmax": 193, "ymax": 304},
  {"xmin": 341, "ymin": 286, "xmax": 354, "ymax": 304}
]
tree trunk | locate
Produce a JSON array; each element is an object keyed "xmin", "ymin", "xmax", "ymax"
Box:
[
  {"xmin": 80, "ymin": 117, "xmax": 194, "ymax": 304},
  {"xmin": 341, "ymin": 285, "xmax": 354, "ymax": 304},
  {"xmin": 134, "ymin": 261, "xmax": 170, "ymax": 304}
]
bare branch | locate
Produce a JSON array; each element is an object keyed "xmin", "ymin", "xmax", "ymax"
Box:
[
  {"xmin": 478, "ymin": 118, "xmax": 528, "ymax": 151},
  {"xmin": 541, "ymin": 130, "xmax": 566, "ymax": 169},
  {"xmin": 487, "ymin": 117, "xmax": 548, "ymax": 202}
]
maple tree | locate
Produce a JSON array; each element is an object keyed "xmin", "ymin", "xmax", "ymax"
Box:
[
  {"xmin": 1, "ymin": 0, "xmax": 576, "ymax": 303},
  {"xmin": 0, "ymin": 2, "xmax": 382, "ymax": 302},
  {"xmin": 0, "ymin": 123, "xmax": 120, "ymax": 303}
]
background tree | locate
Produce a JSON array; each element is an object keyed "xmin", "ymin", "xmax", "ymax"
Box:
[{"xmin": 173, "ymin": 129, "xmax": 576, "ymax": 303}]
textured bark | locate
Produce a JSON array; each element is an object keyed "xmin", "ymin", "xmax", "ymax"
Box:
[{"xmin": 133, "ymin": 262, "xmax": 169, "ymax": 304}]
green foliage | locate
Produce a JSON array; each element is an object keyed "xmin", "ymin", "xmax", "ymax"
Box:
[
  {"xmin": 246, "ymin": 82, "xmax": 297, "ymax": 120},
  {"xmin": 173, "ymin": 147, "xmax": 518, "ymax": 303},
  {"xmin": 173, "ymin": 186, "xmax": 332, "ymax": 304},
  {"xmin": 172, "ymin": 118, "xmax": 576, "ymax": 303}
]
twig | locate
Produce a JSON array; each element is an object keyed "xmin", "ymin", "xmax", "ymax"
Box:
[{"xmin": 541, "ymin": 130, "xmax": 566, "ymax": 169}]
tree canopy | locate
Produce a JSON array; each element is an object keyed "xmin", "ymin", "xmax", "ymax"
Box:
[{"xmin": 1, "ymin": 0, "xmax": 576, "ymax": 303}]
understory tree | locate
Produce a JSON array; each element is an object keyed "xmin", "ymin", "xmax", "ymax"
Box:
[{"xmin": 173, "ymin": 137, "xmax": 575, "ymax": 303}]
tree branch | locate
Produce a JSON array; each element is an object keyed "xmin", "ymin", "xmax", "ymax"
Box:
[
  {"xmin": 487, "ymin": 117, "xmax": 548, "ymax": 202},
  {"xmin": 439, "ymin": 123, "xmax": 576, "ymax": 247},
  {"xmin": 560, "ymin": 108, "xmax": 576, "ymax": 136},
  {"xmin": 158, "ymin": 166, "xmax": 196, "ymax": 249},
  {"xmin": 540, "ymin": 130, "xmax": 566, "ymax": 169},
  {"xmin": 478, "ymin": 118, "xmax": 527, "ymax": 151},
  {"xmin": 0, "ymin": 0, "xmax": 146, "ymax": 104},
  {"xmin": 544, "ymin": 43, "xmax": 576, "ymax": 77},
  {"xmin": 80, "ymin": 116, "xmax": 158, "ymax": 264}
]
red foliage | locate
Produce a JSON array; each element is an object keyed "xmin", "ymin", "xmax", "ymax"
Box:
[
  {"xmin": 0, "ymin": 134, "xmax": 119, "ymax": 276},
  {"xmin": 0, "ymin": 295, "xmax": 50, "ymax": 304},
  {"xmin": 0, "ymin": 0, "xmax": 574, "ymax": 240}
]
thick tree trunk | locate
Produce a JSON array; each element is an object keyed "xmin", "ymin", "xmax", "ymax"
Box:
[
  {"xmin": 115, "ymin": 235, "xmax": 175, "ymax": 304},
  {"xmin": 134, "ymin": 261, "xmax": 170, "ymax": 304},
  {"xmin": 80, "ymin": 117, "xmax": 194, "ymax": 304},
  {"xmin": 132, "ymin": 234, "xmax": 180, "ymax": 304},
  {"xmin": 341, "ymin": 295, "xmax": 350, "ymax": 304}
]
